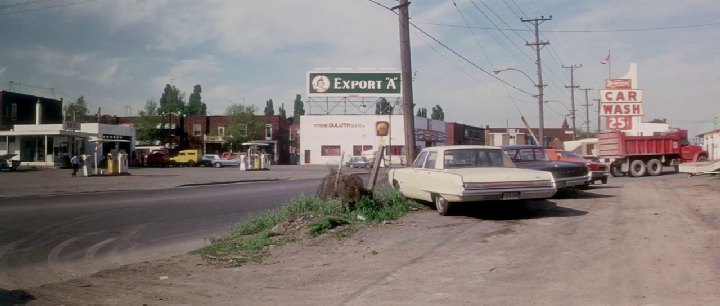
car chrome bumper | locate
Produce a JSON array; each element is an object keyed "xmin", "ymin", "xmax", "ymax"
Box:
[
  {"xmin": 555, "ymin": 175, "xmax": 590, "ymax": 188},
  {"xmin": 590, "ymin": 171, "xmax": 608, "ymax": 182},
  {"xmin": 446, "ymin": 187, "xmax": 557, "ymax": 202}
]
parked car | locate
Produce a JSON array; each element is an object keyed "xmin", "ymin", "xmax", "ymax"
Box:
[
  {"xmin": 388, "ymin": 145, "xmax": 557, "ymax": 215},
  {"xmin": 345, "ymin": 156, "xmax": 372, "ymax": 168},
  {"xmin": 169, "ymin": 149, "xmax": 200, "ymax": 167},
  {"xmin": 546, "ymin": 149, "xmax": 608, "ymax": 185},
  {"xmin": 0, "ymin": 153, "xmax": 20, "ymax": 171},
  {"xmin": 145, "ymin": 151, "xmax": 170, "ymax": 167},
  {"xmin": 501, "ymin": 145, "xmax": 591, "ymax": 189},
  {"xmin": 203, "ymin": 154, "xmax": 243, "ymax": 168}
]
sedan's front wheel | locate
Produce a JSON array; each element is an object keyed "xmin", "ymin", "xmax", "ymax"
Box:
[
  {"xmin": 434, "ymin": 194, "xmax": 451, "ymax": 216},
  {"xmin": 214, "ymin": 162, "xmax": 222, "ymax": 168}
]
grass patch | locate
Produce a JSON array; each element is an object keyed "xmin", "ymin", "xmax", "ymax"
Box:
[{"xmin": 194, "ymin": 188, "xmax": 418, "ymax": 266}]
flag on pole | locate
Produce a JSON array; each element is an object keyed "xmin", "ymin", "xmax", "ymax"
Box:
[{"xmin": 600, "ymin": 50, "xmax": 610, "ymax": 64}]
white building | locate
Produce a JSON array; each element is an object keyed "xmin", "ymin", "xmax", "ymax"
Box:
[
  {"xmin": 299, "ymin": 114, "xmax": 446, "ymax": 166},
  {"xmin": 0, "ymin": 123, "xmax": 135, "ymax": 167},
  {"xmin": 699, "ymin": 116, "xmax": 720, "ymax": 160}
]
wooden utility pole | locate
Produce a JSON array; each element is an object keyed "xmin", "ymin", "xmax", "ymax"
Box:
[
  {"xmin": 562, "ymin": 64, "xmax": 581, "ymax": 140},
  {"xmin": 580, "ymin": 88, "xmax": 593, "ymax": 136},
  {"xmin": 395, "ymin": 0, "xmax": 415, "ymax": 165},
  {"xmin": 522, "ymin": 16, "xmax": 551, "ymax": 146},
  {"xmin": 594, "ymin": 98, "xmax": 601, "ymax": 133}
]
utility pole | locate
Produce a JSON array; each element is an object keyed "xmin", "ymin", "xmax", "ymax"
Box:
[
  {"xmin": 593, "ymin": 98, "xmax": 601, "ymax": 133},
  {"xmin": 393, "ymin": 0, "xmax": 416, "ymax": 165},
  {"xmin": 580, "ymin": 88, "xmax": 593, "ymax": 137},
  {"xmin": 562, "ymin": 64, "xmax": 581, "ymax": 140},
  {"xmin": 522, "ymin": 16, "xmax": 551, "ymax": 146}
]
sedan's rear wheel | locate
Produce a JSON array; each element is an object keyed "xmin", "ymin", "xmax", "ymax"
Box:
[
  {"xmin": 434, "ymin": 194, "xmax": 451, "ymax": 216},
  {"xmin": 214, "ymin": 162, "xmax": 221, "ymax": 168}
]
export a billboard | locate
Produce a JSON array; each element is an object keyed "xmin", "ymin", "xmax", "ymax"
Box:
[{"xmin": 307, "ymin": 71, "xmax": 402, "ymax": 97}]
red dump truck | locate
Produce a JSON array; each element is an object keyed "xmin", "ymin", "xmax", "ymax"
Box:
[{"xmin": 597, "ymin": 129, "xmax": 707, "ymax": 177}]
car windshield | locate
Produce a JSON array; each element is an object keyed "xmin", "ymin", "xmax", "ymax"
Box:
[
  {"xmin": 557, "ymin": 150, "xmax": 583, "ymax": 159},
  {"xmin": 504, "ymin": 148, "xmax": 549, "ymax": 162},
  {"xmin": 443, "ymin": 149, "xmax": 514, "ymax": 168}
]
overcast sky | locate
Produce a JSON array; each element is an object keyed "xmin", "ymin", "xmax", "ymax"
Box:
[{"xmin": 1, "ymin": 0, "xmax": 718, "ymax": 136}]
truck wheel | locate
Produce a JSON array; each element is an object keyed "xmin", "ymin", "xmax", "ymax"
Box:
[
  {"xmin": 630, "ymin": 159, "xmax": 647, "ymax": 177},
  {"xmin": 610, "ymin": 164, "xmax": 624, "ymax": 177},
  {"xmin": 646, "ymin": 159, "xmax": 662, "ymax": 176},
  {"xmin": 433, "ymin": 194, "xmax": 452, "ymax": 216},
  {"xmin": 188, "ymin": 160, "xmax": 196, "ymax": 167}
]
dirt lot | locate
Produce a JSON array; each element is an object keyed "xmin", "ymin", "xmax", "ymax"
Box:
[{"xmin": 10, "ymin": 174, "xmax": 720, "ymax": 305}]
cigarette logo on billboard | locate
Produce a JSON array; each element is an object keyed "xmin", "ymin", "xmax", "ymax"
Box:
[{"xmin": 605, "ymin": 79, "xmax": 632, "ymax": 89}]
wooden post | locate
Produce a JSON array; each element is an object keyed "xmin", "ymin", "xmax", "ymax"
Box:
[{"xmin": 368, "ymin": 146, "xmax": 386, "ymax": 191}]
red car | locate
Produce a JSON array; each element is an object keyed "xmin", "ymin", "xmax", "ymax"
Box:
[
  {"xmin": 145, "ymin": 151, "xmax": 170, "ymax": 167},
  {"xmin": 545, "ymin": 149, "xmax": 608, "ymax": 185}
]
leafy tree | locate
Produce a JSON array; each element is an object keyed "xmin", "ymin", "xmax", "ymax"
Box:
[
  {"xmin": 292, "ymin": 94, "xmax": 305, "ymax": 123},
  {"xmin": 416, "ymin": 107, "xmax": 427, "ymax": 118},
  {"xmin": 278, "ymin": 103, "xmax": 287, "ymax": 119},
  {"xmin": 64, "ymin": 96, "xmax": 89, "ymax": 121},
  {"xmin": 375, "ymin": 98, "xmax": 393, "ymax": 115},
  {"xmin": 159, "ymin": 84, "xmax": 186, "ymax": 115},
  {"xmin": 186, "ymin": 84, "xmax": 207, "ymax": 116},
  {"xmin": 264, "ymin": 99, "xmax": 275, "ymax": 116},
  {"xmin": 135, "ymin": 99, "xmax": 163, "ymax": 144},
  {"xmin": 225, "ymin": 104, "xmax": 264, "ymax": 150},
  {"xmin": 431, "ymin": 105, "xmax": 445, "ymax": 121}
]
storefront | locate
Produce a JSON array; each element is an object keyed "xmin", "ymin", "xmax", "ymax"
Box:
[
  {"xmin": 299, "ymin": 115, "xmax": 446, "ymax": 166},
  {"xmin": 0, "ymin": 123, "xmax": 134, "ymax": 168}
]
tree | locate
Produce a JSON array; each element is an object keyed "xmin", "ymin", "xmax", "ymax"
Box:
[
  {"xmin": 186, "ymin": 84, "xmax": 207, "ymax": 116},
  {"xmin": 292, "ymin": 94, "xmax": 305, "ymax": 123},
  {"xmin": 264, "ymin": 99, "xmax": 275, "ymax": 116},
  {"xmin": 135, "ymin": 99, "xmax": 163, "ymax": 145},
  {"xmin": 375, "ymin": 98, "xmax": 393, "ymax": 115},
  {"xmin": 64, "ymin": 96, "xmax": 89, "ymax": 121},
  {"xmin": 278, "ymin": 103, "xmax": 287, "ymax": 120},
  {"xmin": 225, "ymin": 104, "xmax": 264, "ymax": 151},
  {"xmin": 431, "ymin": 105, "xmax": 445, "ymax": 121},
  {"xmin": 416, "ymin": 107, "xmax": 427, "ymax": 118},
  {"xmin": 159, "ymin": 84, "xmax": 186, "ymax": 115}
]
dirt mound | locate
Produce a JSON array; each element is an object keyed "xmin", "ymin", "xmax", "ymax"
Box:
[{"xmin": 315, "ymin": 168, "xmax": 367, "ymax": 206}]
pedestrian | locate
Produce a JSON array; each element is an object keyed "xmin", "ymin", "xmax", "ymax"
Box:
[{"xmin": 70, "ymin": 154, "xmax": 80, "ymax": 177}]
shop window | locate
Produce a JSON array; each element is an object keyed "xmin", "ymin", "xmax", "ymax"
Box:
[
  {"xmin": 321, "ymin": 145, "xmax": 341, "ymax": 156},
  {"xmin": 11, "ymin": 103, "xmax": 17, "ymax": 121},
  {"xmin": 265, "ymin": 124, "xmax": 272, "ymax": 140},
  {"xmin": 193, "ymin": 124, "xmax": 202, "ymax": 137},
  {"xmin": 352, "ymin": 145, "xmax": 373, "ymax": 156},
  {"xmin": 218, "ymin": 126, "xmax": 225, "ymax": 136}
]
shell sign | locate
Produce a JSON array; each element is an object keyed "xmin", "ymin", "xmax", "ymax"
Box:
[{"xmin": 376, "ymin": 121, "xmax": 389, "ymax": 136}]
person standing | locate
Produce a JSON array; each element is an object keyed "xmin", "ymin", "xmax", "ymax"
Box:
[{"xmin": 70, "ymin": 154, "xmax": 80, "ymax": 177}]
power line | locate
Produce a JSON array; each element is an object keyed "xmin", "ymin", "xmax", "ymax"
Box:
[
  {"xmin": 0, "ymin": 0, "xmax": 101, "ymax": 16},
  {"xmin": 0, "ymin": 0, "xmax": 61, "ymax": 10},
  {"xmin": 414, "ymin": 20, "xmax": 720, "ymax": 33}
]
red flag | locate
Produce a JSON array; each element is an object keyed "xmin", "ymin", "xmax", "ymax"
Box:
[{"xmin": 600, "ymin": 50, "xmax": 610, "ymax": 64}]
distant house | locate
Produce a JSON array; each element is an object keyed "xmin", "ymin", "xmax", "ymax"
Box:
[{"xmin": 698, "ymin": 116, "xmax": 720, "ymax": 160}]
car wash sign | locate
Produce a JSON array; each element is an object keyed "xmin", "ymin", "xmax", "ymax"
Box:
[
  {"xmin": 599, "ymin": 80, "xmax": 644, "ymax": 117},
  {"xmin": 307, "ymin": 71, "xmax": 402, "ymax": 97}
]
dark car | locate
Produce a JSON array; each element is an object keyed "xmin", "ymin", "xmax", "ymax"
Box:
[
  {"xmin": 501, "ymin": 145, "xmax": 590, "ymax": 188},
  {"xmin": 345, "ymin": 156, "xmax": 373, "ymax": 168},
  {"xmin": 145, "ymin": 151, "xmax": 170, "ymax": 167}
]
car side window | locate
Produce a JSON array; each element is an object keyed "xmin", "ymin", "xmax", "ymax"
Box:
[
  {"xmin": 412, "ymin": 151, "xmax": 427, "ymax": 168},
  {"xmin": 424, "ymin": 152, "xmax": 437, "ymax": 169}
]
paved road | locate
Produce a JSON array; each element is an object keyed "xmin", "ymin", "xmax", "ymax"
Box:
[
  {"xmin": 0, "ymin": 176, "xmax": 324, "ymax": 288},
  {"xmin": 21, "ymin": 172, "xmax": 720, "ymax": 305}
]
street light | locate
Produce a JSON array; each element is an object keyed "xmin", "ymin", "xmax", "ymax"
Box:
[{"xmin": 494, "ymin": 68, "xmax": 544, "ymax": 146}]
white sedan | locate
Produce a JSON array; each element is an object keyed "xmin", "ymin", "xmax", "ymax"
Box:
[{"xmin": 388, "ymin": 145, "xmax": 557, "ymax": 215}]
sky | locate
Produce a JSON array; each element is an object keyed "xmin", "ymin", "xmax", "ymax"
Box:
[{"xmin": 1, "ymin": 0, "xmax": 718, "ymax": 137}]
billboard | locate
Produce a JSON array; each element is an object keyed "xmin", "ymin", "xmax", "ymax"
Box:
[{"xmin": 307, "ymin": 71, "xmax": 402, "ymax": 97}]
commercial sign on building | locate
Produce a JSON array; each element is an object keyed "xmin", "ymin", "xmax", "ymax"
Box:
[
  {"xmin": 600, "ymin": 79, "xmax": 644, "ymax": 130},
  {"xmin": 307, "ymin": 71, "xmax": 402, "ymax": 97}
]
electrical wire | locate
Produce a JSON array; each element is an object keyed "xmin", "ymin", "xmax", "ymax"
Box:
[
  {"xmin": 0, "ymin": 0, "xmax": 101, "ymax": 16},
  {"xmin": 414, "ymin": 20, "xmax": 720, "ymax": 33}
]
